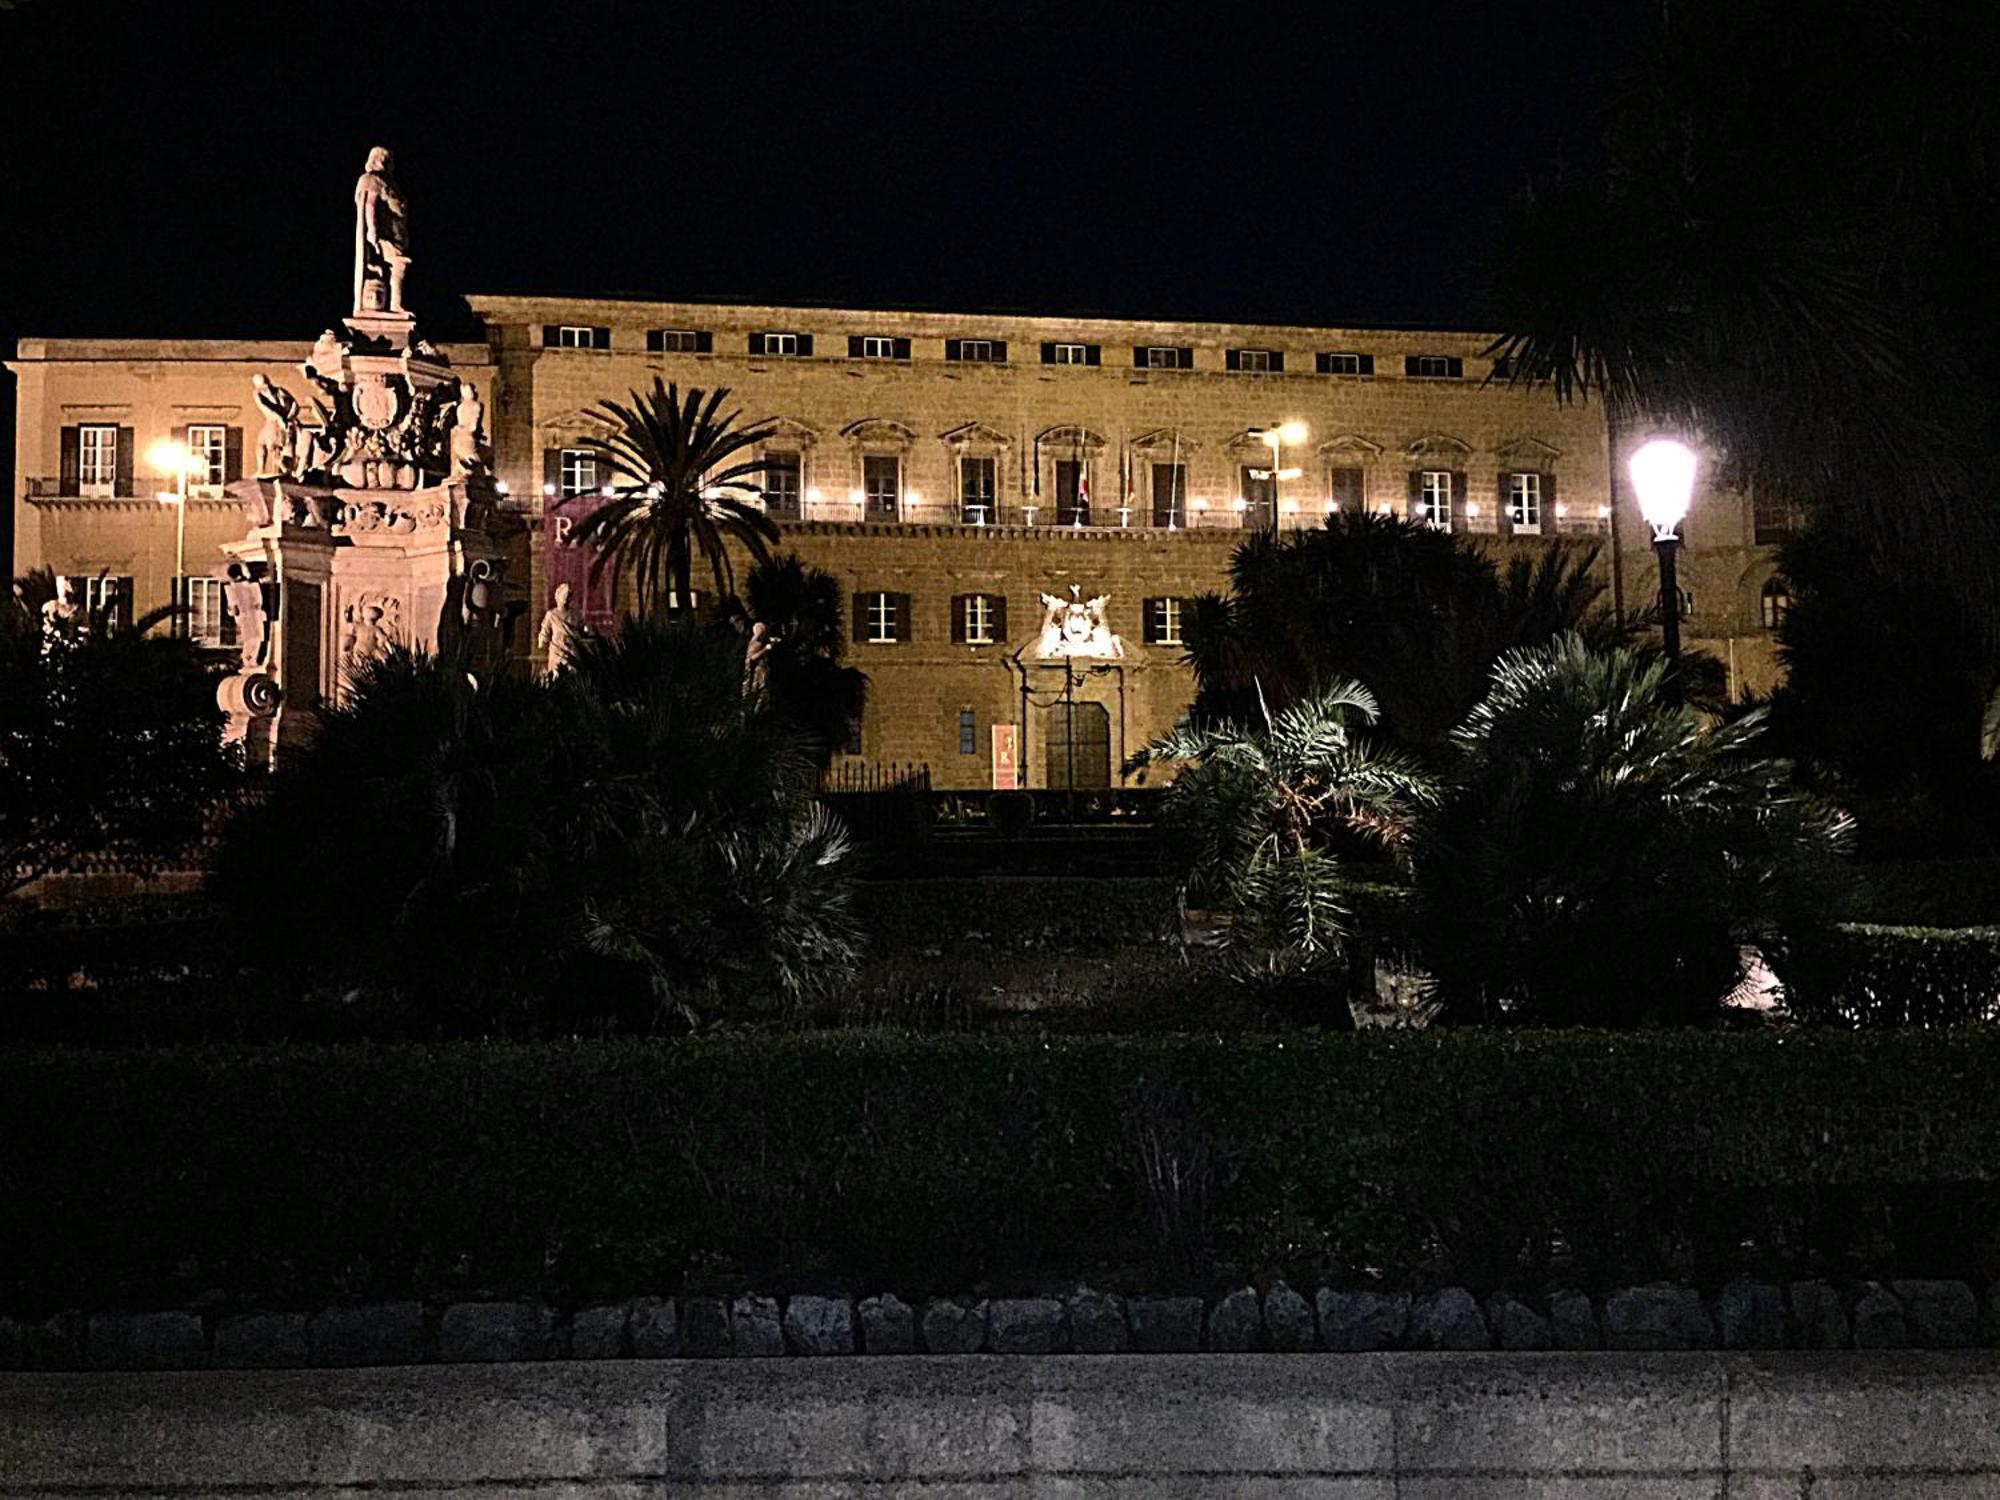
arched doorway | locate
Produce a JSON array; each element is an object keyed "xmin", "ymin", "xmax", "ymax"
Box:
[{"xmin": 1044, "ymin": 700, "xmax": 1111, "ymax": 789}]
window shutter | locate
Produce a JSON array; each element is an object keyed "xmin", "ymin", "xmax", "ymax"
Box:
[
  {"xmin": 892, "ymin": 337, "xmax": 910, "ymax": 360},
  {"xmin": 171, "ymin": 423, "xmax": 188, "ymax": 449},
  {"xmin": 992, "ymin": 595, "xmax": 1008, "ymax": 640},
  {"xmin": 1041, "ymin": 342, "xmax": 1057, "ymax": 364},
  {"xmin": 115, "ymin": 426, "xmax": 136, "ymax": 496},
  {"xmin": 224, "ymin": 426, "xmax": 243, "ymax": 482},
  {"xmin": 1452, "ymin": 471, "xmax": 1469, "ymax": 525},
  {"xmin": 543, "ymin": 449, "xmax": 562, "ymax": 496},
  {"xmin": 1497, "ymin": 472, "xmax": 1514, "ymax": 532},
  {"xmin": 950, "ymin": 594, "xmax": 967, "ymax": 644},
  {"xmin": 796, "ymin": 334, "xmax": 814, "ymax": 357},
  {"xmin": 115, "ymin": 576, "xmax": 134, "ymax": 633},
  {"xmin": 60, "ymin": 426, "xmax": 80, "ymax": 492},
  {"xmin": 1543, "ymin": 470, "xmax": 1557, "ymax": 518},
  {"xmin": 1403, "ymin": 355, "xmax": 1420, "ymax": 376},
  {"xmin": 894, "ymin": 592, "xmax": 913, "ymax": 642},
  {"xmin": 945, "ymin": 339, "xmax": 962, "ymax": 362},
  {"xmin": 749, "ymin": 333, "xmax": 765, "ymax": 354},
  {"xmin": 1179, "ymin": 346, "xmax": 1193, "ymax": 368},
  {"xmin": 695, "ymin": 330, "xmax": 713, "ymax": 354},
  {"xmin": 991, "ymin": 339, "xmax": 1007, "ymax": 363},
  {"xmin": 1141, "ymin": 598, "xmax": 1161, "ymax": 644},
  {"xmin": 1084, "ymin": 344, "xmax": 1100, "ymax": 366},
  {"xmin": 848, "ymin": 335, "xmax": 866, "ymax": 358},
  {"xmin": 1407, "ymin": 470, "xmax": 1421, "ymax": 510},
  {"xmin": 1358, "ymin": 353, "xmax": 1374, "ymax": 376},
  {"xmin": 1269, "ymin": 351, "xmax": 1286, "ymax": 373},
  {"xmin": 543, "ymin": 325, "xmax": 560, "ymax": 348},
  {"xmin": 592, "ymin": 326, "xmax": 610, "ymax": 349},
  {"xmin": 1316, "ymin": 352, "xmax": 1332, "ymax": 374},
  {"xmin": 852, "ymin": 593, "xmax": 867, "ymax": 643},
  {"xmin": 1226, "ymin": 348, "xmax": 1242, "ymax": 371},
  {"xmin": 646, "ymin": 329, "xmax": 663, "ymax": 353},
  {"xmin": 1133, "ymin": 346, "xmax": 1149, "ymax": 368},
  {"xmin": 1447, "ymin": 356, "xmax": 1464, "ymax": 378}
]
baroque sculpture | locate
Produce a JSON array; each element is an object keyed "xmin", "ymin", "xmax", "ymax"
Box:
[
  {"xmin": 353, "ymin": 146, "xmax": 411, "ymax": 316},
  {"xmin": 741, "ymin": 620, "xmax": 779, "ymax": 701},
  {"xmin": 537, "ymin": 582, "xmax": 590, "ymax": 678},
  {"xmin": 40, "ymin": 575, "xmax": 82, "ymax": 650},
  {"xmin": 251, "ymin": 373, "xmax": 299, "ymax": 478},
  {"xmin": 222, "ymin": 564, "xmax": 269, "ymax": 671},
  {"xmin": 1036, "ymin": 585, "xmax": 1124, "ymax": 659}
]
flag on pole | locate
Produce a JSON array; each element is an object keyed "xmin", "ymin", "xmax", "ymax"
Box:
[{"xmin": 1075, "ymin": 464, "xmax": 1089, "ymax": 526}]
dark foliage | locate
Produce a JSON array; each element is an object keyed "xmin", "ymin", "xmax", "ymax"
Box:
[
  {"xmin": 7, "ymin": 1032, "xmax": 2000, "ymax": 1312},
  {"xmin": 207, "ymin": 619, "xmax": 857, "ymax": 1032},
  {"xmin": 718, "ymin": 553, "xmax": 868, "ymax": 767},
  {"xmin": 0, "ymin": 570, "xmax": 238, "ymax": 896},
  {"xmin": 1774, "ymin": 925, "xmax": 2000, "ymax": 1029},
  {"xmin": 1415, "ymin": 637, "xmax": 1849, "ymax": 1026}
]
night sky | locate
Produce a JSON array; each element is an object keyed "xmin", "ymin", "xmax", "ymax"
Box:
[{"xmin": 2, "ymin": 0, "xmax": 1650, "ymax": 560}]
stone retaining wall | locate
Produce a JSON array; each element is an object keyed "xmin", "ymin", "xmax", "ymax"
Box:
[
  {"xmin": 8, "ymin": 1351, "xmax": 2000, "ymax": 1496},
  {"xmin": 7, "ymin": 1277, "xmax": 1996, "ymax": 1372}
]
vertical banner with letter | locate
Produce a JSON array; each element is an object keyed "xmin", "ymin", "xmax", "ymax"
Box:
[
  {"xmin": 991, "ymin": 723, "xmax": 1019, "ymax": 790},
  {"xmin": 543, "ymin": 493, "xmax": 619, "ymax": 635}
]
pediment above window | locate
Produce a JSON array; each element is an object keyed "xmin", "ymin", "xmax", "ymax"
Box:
[
  {"xmin": 938, "ymin": 421, "xmax": 1014, "ymax": 450},
  {"xmin": 758, "ymin": 416, "xmax": 820, "ymax": 448},
  {"xmin": 1406, "ymin": 432, "xmax": 1472, "ymax": 459},
  {"xmin": 841, "ymin": 417, "xmax": 917, "ymax": 449},
  {"xmin": 538, "ymin": 409, "xmax": 613, "ymax": 442},
  {"xmin": 1037, "ymin": 424, "xmax": 1106, "ymax": 453},
  {"xmin": 1317, "ymin": 433, "xmax": 1384, "ymax": 458},
  {"xmin": 1496, "ymin": 436, "xmax": 1562, "ymax": 465},
  {"xmin": 1129, "ymin": 427, "xmax": 1202, "ymax": 454}
]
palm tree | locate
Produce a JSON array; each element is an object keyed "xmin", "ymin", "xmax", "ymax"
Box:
[
  {"xmin": 1414, "ymin": 635, "xmax": 1850, "ymax": 1027},
  {"xmin": 1138, "ymin": 680, "xmax": 1436, "ymax": 976},
  {"xmin": 570, "ymin": 380, "xmax": 782, "ymax": 614},
  {"xmin": 718, "ymin": 552, "xmax": 868, "ymax": 766}
]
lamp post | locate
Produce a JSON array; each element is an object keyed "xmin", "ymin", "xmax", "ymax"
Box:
[
  {"xmin": 1248, "ymin": 420, "xmax": 1307, "ymax": 529},
  {"xmin": 148, "ymin": 438, "xmax": 201, "ymax": 637},
  {"xmin": 1627, "ymin": 437, "xmax": 1697, "ymax": 662}
]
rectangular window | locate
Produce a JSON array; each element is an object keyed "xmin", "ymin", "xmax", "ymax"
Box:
[
  {"xmin": 1146, "ymin": 597, "xmax": 1184, "ymax": 647},
  {"xmin": 186, "ymin": 424, "xmax": 228, "ymax": 492},
  {"xmin": 651, "ymin": 328, "xmax": 704, "ymax": 352},
  {"xmin": 1407, "ymin": 354, "xmax": 1464, "ymax": 379},
  {"xmin": 78, "ymin": 423, "xmax": 120, "ymax": 492},
  {"xmin": 556, "ymin": 325, "xmax": 598, "ymax": 349},
  {"xmin": 1420, "ymin": 469, "xmax": 1455, "ymax": 527},
  {"xmin": 1055, "ymin": 459, "xmax": 1089, "ymax": 525},
  {"xmin": 1151, "ymin": 462, "xmax": 1186, "ymax": 527},
  {"xmin": 1329, "ymin": 466, "xmax": 1364, "ymax": 512},
  {"xmin": 1051, "ymin": 342, "xmax": 1090, "ymax": 365},
  {"xmin": 859, "ymin": 335, "xmax": 895, "ymax": 359},
  {"xmin": 1318, "ymin": 351, "xmax": 1372, "ymax": 376},
  {"xmin": 962, "ymin": 594, "xmax": 995, "ymax": 645},
  {"xmin": 844, "ymin": 714, "xmax": 864, "ymax": 756},
  {"xmin": 866, "ymin": 591, "xmax": 899, "ymax": 644},
  {"xmin": 1509, "ymin": 472, "xmax": 1544, "ymax": 534},
  {"xmin": 959, "ymin": 708, "xmax": 977, "ymax": 755},
  {"xmin": 1754, "ymin": 488, "xmax": 1805, "ymax": 544},
  {"xmin": 1232, "ymin": 348, "xmax": 1274, "ymax": 373},
  {"xmin": 948, "ymin": 338, "xmax": 1005, "ymax": 363},
  {"xmin": 1142, "ymin": 345, "xmax": 1188, "ymax": 370},
  {"xmin": 959, "ymin": 455, "xmax": 996, "ymax": 522},
  {"xmin": 756, "ymin": 331, "xmax": 802, "ymax": 356},
  {"xmin": 559, "ymin": 448, "xmax": 598, "ymax": 499},
  {"xmin": 1240, "ymin": 465, "xmax": 1276, "ymax": 528},
  {"xmin": 183, "ymin": 575, "xmax": 232, "ymax": 645},
  {"xmin": 863, "ymin": 453, "xmax": 901, "ymax": 521},
  {"xmin": 763, "ymin": 452, "xmax": 802, "ymax": 520},
  {"xmin": 82, "ymin": 575, "xmax": 124, "ymax": 616}
]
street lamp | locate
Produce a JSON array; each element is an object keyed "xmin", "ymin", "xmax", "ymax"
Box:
[
  {"xmin": 148, "ymin": 438, "xmax": 203, "ymax": 637},
  {"xmin": 1628, "ymin": 437, "xmax": 1697, "ymax": 661},
  {"xmin": 1248, "ymin": 420, "xmax": 1307, "ymax": 528}
]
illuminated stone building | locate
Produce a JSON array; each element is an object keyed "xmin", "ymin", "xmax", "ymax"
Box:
[{"xmin": 10, "ymin": 300, "xmax": 1790, "ymax": 789}]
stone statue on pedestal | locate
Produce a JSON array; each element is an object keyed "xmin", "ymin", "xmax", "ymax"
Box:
[
  {"xmin": 448, "ymin": 379, "xmax": 486, "ymax": 473},
  {"xmin": 223, "ymin": 563, "xmax": 268, "ymax": 671},
  {"xmin": 537, "ymin": 582, "xmax": 589, "ymax": 678},
  {"xmin": 1036, "ymin": 585, "xmax": 1124, "ymax": 659},
  {"xmin": 251, "ymin": 374, "xmax": 301, "ymax": 478},
  {"xmin": 742, "ymin": 621, "xmax": 779, "ymax": 702},
  {"xmin": 40, "ymin": 575, "xmax": 82, "ymax": 650},
  {"xmin": 353, "ymin": 146, "xmax": 411, "ymax": 316}
]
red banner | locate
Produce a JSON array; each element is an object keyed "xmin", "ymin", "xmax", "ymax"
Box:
[
  {"xmin": 991, "ymin": 723, "xmax": 1020, "ymax": 790},
  {"xmin": 542, "ymin": 494, "xmax": 618, "ymax": 635}
]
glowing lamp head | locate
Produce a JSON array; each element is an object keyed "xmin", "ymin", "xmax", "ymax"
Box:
[
  {"xmin": 1231, "ymin": 496, "xmax": 1249, "ymax": 512},
  {"xmin": 147, "ymin": 439, "xmax": 201, "ymax": 477},
  {"xmin": 1629, "ymin": 437, "xmax": 1697, "ymax": 540},
  {"xmin": 1276, "ymin": 420, "xmax": 1308, "ymax": 446}
]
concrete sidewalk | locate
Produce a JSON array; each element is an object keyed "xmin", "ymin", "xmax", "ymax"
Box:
[{"xmin": 5, "ymin": 1350, "xmax": 1999, "ymax": 1496}]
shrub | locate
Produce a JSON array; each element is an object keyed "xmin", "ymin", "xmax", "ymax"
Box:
[
  {"xmin": 851, "ymin": 876, "xmax": 1179, "ymax": 955},
  {"xmin": 1775, "ymin": 924, "xmax": 2000, "ymax": 1027},
  {"xmin": 5, "ymin": 1031, "xmax": 1999, "ymax": 1312},
  {"xmin": 1415, "ymin": 636, "xmax": 1850, "ymax": 1025}
]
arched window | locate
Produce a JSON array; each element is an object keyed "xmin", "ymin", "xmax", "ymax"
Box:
[{"xmin": 1760, "ymin": 577, "xmax": 1791, "ymax": 631}]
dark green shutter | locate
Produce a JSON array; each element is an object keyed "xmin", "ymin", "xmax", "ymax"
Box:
[
  {"xmin": 852, "ymin": 593, "xmax": 867, "ymax": 642},
  {"xmin": 1316, "ymin": 352, "xmax": 1332, "ymax": 374},
  {"xmin": 894, "ymin": 592, "xmax": 913, "ymax": 642},
  {"xmin": 114, "ymin": 576, "xmax": 134, "ymax": 632},
  {"xmin": 992, "ymin": 595, "xmax": 1008, "ymax": 639},
  {"xmin": 543, "ymin": 325, "xmax": 561, "ymax": 348},
  {"xmin": 848, "ymin": 335, "xmax": 866, "ymax": 358},
  {"xmin": 1498, "ymin": 472, "xmax": 1514, "ymax": 529},
  {"xmin": 224, "ymin": 426, "xmax": 243, "ymax": 482},
  {"xmin": 1226, "ymin": 349, "xmax": 1242, "ymax": 371},
  {"xmin": 646, "ymin": 329, "xmax": 663, "ymax": 352},
  {"xmin": 1452, "ymin": 471, "xmax": 1468, "ymax": 526},
  {"xmin": 1447, "ymin": 356, "xmax": 1464, "ymax": 378},
  {"xmin": 991, "ymin": 339, "xmax": 1008, "ymax": 363},
  {"xmin": 543, "ymin": 449, "xmax": 562, "ymax": 496},
  {"xmin": 592, "ymin": 326, "xmax": 610, "ymax": 349},
  {"xmin": 1358, "ymin": 354, "xmax": 1374, "ymax": 376},
  {"xmin": 1543, "ymin": 471, "xmax": 1557, "ymax": 522},
  {"xmin": 695, "ymin": 330, "xmax": 713, "ymax": 353},
  {"xmin": 749, "ymin": 332, "xmax": 764, "ymax": 354},
  {"xmin": 1142, "ymin": 598, "xmax": 1161, "ymax": 644},
  {"xmin": 950, "ymin": 595, "xmax": 967, "ymax": 643},
  {"xmin": 1084, "ymin": 345, "xmax": 1100, "ymax": 366},
  {"xmin": 115, "ymin": 426, "xmax": 135, "ymax": 496},
  {"xmin": 1179, "ymin": 347, "xmax": 1193, "ymax": 368},
  {"xmin": 1269, "ymin": 351, "xmax": 1286, "ymax": 373},
  {"xmin": 1133, "ymin": 346, "xmax": 1150, "ymax": 368},
  {"xmin": 796, "ymin": 334, "xmax": 814, "ymax": 357},
  {"xmin": 892, "ymin": 337, "xmax": 911, "ymax": 360},
  {"xmin": 59, "ymin": 426, "xmax": 79, "ymax": 492},
  {"xmin": 1407, "ymin": 470, "xmax": 1422, "ymax": 511},
  {"xmin": 945, "ymin": 339, "xmax": 962, "ymax": 361},
  {"xmin": 1041, "ymin": 342, "xmax": 1057, "ymax": 364},
  {"xmin": 1404, "ymin": 356, "xmax": 1421, "ymax": 376}
]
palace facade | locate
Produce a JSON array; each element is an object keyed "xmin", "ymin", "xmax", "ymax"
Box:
[{"xmin": 9, "ymin": 299, "xmax": 1792, "ymax": 789}]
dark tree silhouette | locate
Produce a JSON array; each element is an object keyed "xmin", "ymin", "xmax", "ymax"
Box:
[{"xmin": 719, "ymin": 553, "xmax": 868, "ymax": 767}]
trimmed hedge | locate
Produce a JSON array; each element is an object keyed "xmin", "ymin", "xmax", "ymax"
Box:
[
  {"xmin": 1839, "ymin": 861, "xmax": 2000, "ymax": 927},
  {"xmin": 853, "ymin": 876, "xmax": 1179, "ymax": 954},
  {"xmin": 1776, "ymin": 924, "xmax": 2000, "ymax": 1027},
  {"xmin": 5, "ymin": 1032, "xmax": 2000, "ymax": 1314}
]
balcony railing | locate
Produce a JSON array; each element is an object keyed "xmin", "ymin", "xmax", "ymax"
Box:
[
  {"xmin": 24, "ymin": 477, "xmax": 233, "ymax": 501},
  {"xmin": 757, "ymin": 493, "xmax": 1613, "ymax": 536}
]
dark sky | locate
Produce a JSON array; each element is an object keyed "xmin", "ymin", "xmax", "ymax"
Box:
[{"xmin": 1, "ymin": 0, "xmax": 1649, "ymax": 342}]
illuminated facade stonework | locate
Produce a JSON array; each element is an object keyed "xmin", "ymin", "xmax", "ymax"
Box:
[{"xmin": 11, "ymin": 298, "xmax": 1788, "ymax": 789}]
